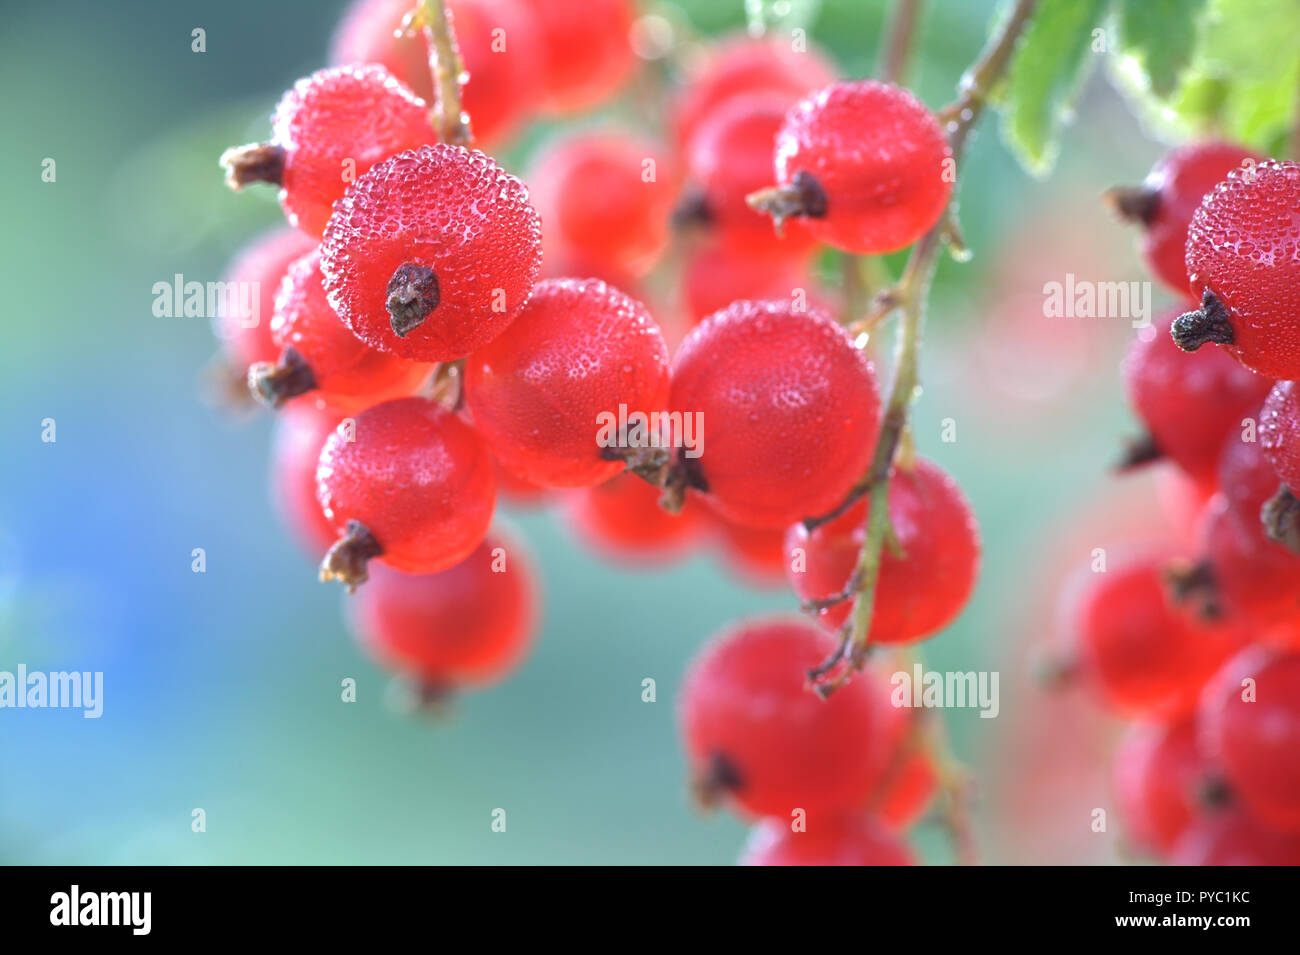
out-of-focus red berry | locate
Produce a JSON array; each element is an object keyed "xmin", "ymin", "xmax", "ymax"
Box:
[
  {"xmin": 532, "ymin": 0, "xmax": 636, "ymax": 113},
  {"xmin": 270, "ymin": 404, "xmax": 345, "ymax": 558},
  {"xmin": 681, "ymin": 241, "xmax": 816, "ymax": 325},
  {"xmin": 739, "ymin": 813, "xmax": 915, "ymax": 866},
  {"xmin": 565, "ymin": 472, "xmax": 703, "ymax": 564},
  {"xmin": 215, "ymin": 228, "xmax": 316, "ymax": 370},
  {"xmin": 1171, "ymin": 808, "xmax": 1300, "ymax": 865},
  {"xmin": 1113, "ymin": 718, "xmax": 1207, "ymax": 854}
]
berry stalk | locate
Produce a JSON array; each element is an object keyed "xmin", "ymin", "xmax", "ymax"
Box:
[
  {"xmin": 419, "ymin": 0, "xmax": 473, "ymax": 145},
  {"xmin": 878, "ymin": 0, "xmax": 923, "ymax": 85}
]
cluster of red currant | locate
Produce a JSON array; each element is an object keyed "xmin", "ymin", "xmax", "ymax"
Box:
[
  {"xmin": 211, "ymin": 0, "xmax": 988, "ymax": 865},
  {"xmin": 1073, "ymin": 149, "xmax": 1300, "ymax": 863}
]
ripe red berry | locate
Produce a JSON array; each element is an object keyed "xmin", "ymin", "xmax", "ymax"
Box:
[
  {"xmin": 270, "ymin": 404, "xmax": 345, "ymax": 558},
  {"xmin": 785, "ymin": 458, "xmax": 980, "ymax": 643},
  {"xmin": 531, "ymin": 0, "xmax": 635, "ymax": 113},
  {"xmin": 316, "ymin": 397, "xmax": 496, "ymax": 588},
  {"xmin": 530, "ymin": 133, "xmax": 678, "ymax": 277},
  {"xmin": 331, "ymin": 0, "xmax": 543, "ymax": 147},
  {"xmin": 874, "ymin": 751, "xmax": 938, "ymax": 831},
  {"xmin": 669, "ymin": 299, "xmax": 880, "ymax": 528},
  {"xmin": 348, "ymin": 530, "xmax": 537, "ymax": 694},
  {"xmin": 1199, "ymin": 647, "xmax": 1300, "ymax": 832},
  {"xmin": 565, "ymin": 472, "xmax": 703, "ymax": 563},
  {"xmin": 1174, "ymin": 160, "xmax": 1300, "ymax": 379},
  {"xmin": 681, "ymin": 240, "xmax": 815, "ymax": 324},
  {"xmin": 684, "ymin": 93, "xmax": 818, "ymax": 257},
  {"xmin": 493, "ymin": 458, "xmax": 552, "ymax": 508},
  {"xmin": 320, "ymin": 144, "xmax": 542, "ymax": 362},
  {"xmin": 249, "ymin": 249, "xmax": 430, "ymax": 410},
  {"xmin": 1188, "ymin": 496, "xmax": 1300, "ymax": 626},
  {"xmin": 739, "ymin": 813, "xmax": 915, "ymax": 866},
  {"xmin": 705, "ymin": 506, "xmax": 789, "ymax": 588},
  {"xmin": 1260, "ymin": 380, "xmax": 1300, "ymax": 492},
  {"xmin": 1107, "ymin": 141, "xmax": 1258, "ymax": 296},
  {"xmin": 679, "ymin": 617, "xmax": 900, "ymax": 817},
  {"xmin": 672, "ymin": 34, "xmax": 837, "ymax": 151},
  {"xmin": 1170, "ymin": 808, "xmax": 1300, "ymax": 865},
  {"xmin": 221, "ymin": 65, "xmax": 435, "ymax": 237},
  {"xmin": 1216, "ymin": 430, "xmax": 1285, "ymax": 530},
  {"xmin": 1121, "ymin": 305, "xmax": 1269, "ymax": 484},
  {"xmin": 756, "ymin": 80, "xmax": 952, "ymax": 254},
  {"xmin": 214, "ymin": 228, "xmax": 316, "ymax": 370},
  {"xmin": 1070, "ymin": 557, "xmax": 1239, "ymax": 718},
  {"xmin": 464, "ymin": 278, "xmax": 670, "ymax": 487},
  {"xmin": 1113, "ymin": 718, "xmax": 1210, "ymax": 854}
]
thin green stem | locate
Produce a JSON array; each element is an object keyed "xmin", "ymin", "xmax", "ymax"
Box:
[
  {"xmin": 879, "ymin": 0, "xmax": 923, "ymax": 84},
  {"xmin": 420, "ymin": 0, "xmax": 473, "ymax": 145}
]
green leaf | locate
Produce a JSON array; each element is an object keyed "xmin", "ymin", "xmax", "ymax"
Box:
[
  {"xmin": 1113, "ymin": 0, "xmax": 1207, "ymax": 97},
  {"xmin": 996, "ymin": 0, "xmax": 1114, "ymax": 177}
]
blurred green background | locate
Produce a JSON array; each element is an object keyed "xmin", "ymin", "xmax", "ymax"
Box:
[{"xmin": 0, "ymin": 0, "xmax": 1183, "ymax": 864}]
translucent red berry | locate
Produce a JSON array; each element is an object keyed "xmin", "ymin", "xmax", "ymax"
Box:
[
  {"xmin": 758, "ymin": 80, "xmax": 952, "ymax": 254},
  {"xmin": 331, "ymin": 0, "xmax": 543, "ymax": 147},
  {"xmin": 350, "ymin": 530, "xmax": 537, "ymax": 694},
  {"xmin": 1121, "ymin": 306, "xmax": 1269, "ymax": 484},
  {"xmin": 1113, "ymin": 718, "xmax": 1209, "ymax": 854},
  {"xmin": 270, "ymin": 404, "xmax": 345, "ymax": 558},
  {"xmin": 679, "ymin": 617, "xmax": 900, "ymax": 817},
  {"xmin": 565, "ymin": 472, "xmax": 703, "ymax": 564},
  {"xmin": 214, "ymin": 228, "xmax": 316, "ymax": 370},
  {"xmin": 531, "ymin": 133, "xmax": 678, "ymax": 277},
  {"xmin": 705, "ymin": 506, "xmax": 789, "ymax": 588},
  {"xmin": 681, "ymin": 240, "xmax": 813, "ymax": 324},
  {"xmin": 222, "ymin": 65, "xmax": 435, "ymax": 237},
  {"xmin": 739, "ymin": 813, "xmax": 914, "ymax": 866},
  {"xmin": 1171, "ymin": 809, "xmax": 1300, "ymax": 865},
  {"xmin": 1174, "ymin": 160, "xmax": 1300, "ymax": 379},
  {"xmin": 1107, "ymin": 141, "xmax": 1258, "ymax": 296},
  {"xmin": 874, "ymin": 751, "xmax": 938, "ymax": 831},
  {"xmin": 1189, "ymin": 496, "xmax": 1300, "ymax": 626},
  {"xmin": 532, "ymin": 0, "xmax": 635, "ymax": 113},
  {"xmin": 784, "ymin": 457, "xmax": 980, "ymax": 643},
  {"xmin": 316, "ymin": 397, "xmax": 496, "ymax": 588},
  {"xmin": 669, "ymin": 299, "xmax": 880, "ymax": 528},
  {"xmin": 320, "ymin": 144, "xmax": 542, "ymax": 362},
  {"xmin": 1260, "ymin": 380, "xmax": 1300, "ymax": 491},
  {"xmin": 464, "ymin": 278, "xmax": 670, "ymax": 487},
  {"xmin": 1199, "ymin": 647, "xmax": 1300, "ymax": 832},
  {"xmin": 249, "ymin": 249, "xmax": 430, "ymax": 410}
]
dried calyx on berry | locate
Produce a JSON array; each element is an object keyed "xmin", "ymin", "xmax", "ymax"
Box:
[
  {"xmin": 386, "ymin": 263, "xmax": 440, "ymax": 337},
  {"xmin": 248, "ymin": 346, "xmax": 317, "ymax": 409},
  {"xmin": 1171, "ymin": 289, "xmax": 1235, "ymax": 352}
]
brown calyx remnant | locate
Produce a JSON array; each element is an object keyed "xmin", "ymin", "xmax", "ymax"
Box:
[
  {"xmin": 1171, "ymin": 289, "xmax": 1234, "ymax": 353},
  {"xmin": 689, "ymin": 750, "xmax": 745, "ymax": 809},
  {"xmin": 247, "ymin": 347, "xmax": 317, "ymax": 409},
  {"xmin": 387, "ymin": 263, "xmax": 440, "ymax": 337},
  {"xmin": 1165, "ymin": 558, "xmax": 1222, "ymax": 622},
  {"xmin": 319, "ymin": 520, "xmax": 384, "ymax": 592},
  {"xmin": 1262, "ymin": 484, "xmax": 1300, "ymax": 554},
  {"xmin": 1101, "ymin": 183, "xmax": 1160, "ymax": 226},
  {"xmin": 746, "ymin": 170, "xmax": 829, "ymax": 233},
  {"xmin": 219, "ymin": 142, "xmax": 286, "ymax": 190}
]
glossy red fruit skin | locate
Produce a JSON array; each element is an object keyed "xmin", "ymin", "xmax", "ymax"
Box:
[
  {"xmin": 271, "ymin": 250, "xmax": 429, "ymax": 401},
  {"xmin": 1134, "ymin": 142, "xmax": 1258, "ymax": 296},
  {"xmin": 670, "ymin": 299, "xmax": 880, "ymax": 528},
  {"xmin": 682, "ymin": 240, "xmax": 814, "ymax": 325},
  {"xmin": 1124, "ymin": 306, "xmax": 1270, "ymax": 485},
  {"xmin": 1171, "ymin": 809, "xmax": 1300, "ymax": 865},
  {"xmin": 330, "ymin": 0, "xmax": 542, "ymax": 147},
  {"xmin": 270, "ymin": 404, "xmax": 345, "ymax": 558},
  {"xmin": 316, "ymin": 397, "xmax": 496, "ymax": 573},
  {"xmin": 784, "ymin": 458, "xmax": 980, "ymax": 643},
  {"xmin": 465, "ymin": 278, "xmax": 670, "ymax": 488},
  {"xmin": 672, "ymin": 35, "xmax": 837, "ymax": 151},
  {"xmin": 349, "ymin": 530, "xmax": 536, "ymax": 688},
  {"xmin": 215, "ymin": 228, "xmax": 317, "ymax": 369},
  {"xmin": 1072, "ymin": 558, "xmax": 1239, "ymax": 719},
  {"xmin": 1199, "ymin": 496, "xmax": 1300, "ymax": 626},
  {"xmin": 774, "ymin": 80, "xmax": 952, "ymax": 254},
  {"xmin": 565, "ymin": 472, "xmax": 703, "ymax": 564},
  {"xmin": 1215, "ymin": 424, "xmax": 1282, "ymax": 531},
  {"xmin": 531, "ymin": 134, "xmax": 678, "ymax": 277},
  {"xmin": 1199, "ymin": 647, "xmax": 1300, "ymax": 832},
  {"xmin": 532, "ymin": 0, "xmax": 635, "ymax": 113},
  {"xmin": 874, "ymin": 751, "xmax": 938, "ymax": 831},
  {"xmin": 320, "ymin": 144, "xmax": 542, "ymax": 362},
  {"xmin": 687, "ymin": 93, "xmax": 818, "ymax": 257},
  {"xmin": 739, "ymin": 813, "xmax": 915, "ymax": 866},
  {"xmin": 1113, "ymin": 718, "xmax": 1206, "ymax": 854},
  {"xmin": 270, "ymin": 65, "xmax": 434, "ymax": 237},
  {"xmin": 1260, "ymin": 380, "xmax": 1300, "ymax": 491},
  {"xmin": 1184, "ymin": 160, "xmax": 1300, "ymax": 379},
  {"xmin": 679, "ymin": 617, "xmax": 899, "ymax": 818}
]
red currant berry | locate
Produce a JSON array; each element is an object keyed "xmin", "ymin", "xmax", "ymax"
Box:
[
  {"xmin": 1260, "ymin": 380, "xmax": 1300, "ymax": 491},
  {"xmin": 1121, "ymin": 305, "xmax": 1269, "ymax": 484},
  {"xmin": 784, "ymin": 457, "xmax": 980, "ymax": 643},
  {"xmin": 755, "ymin": 80, "xmax": 952, "ymax": 254},
  {"xmin": 1174, "ymin": 160, "xmax": 1300, "ymax": 379},
  {"xmin": 320, "ymin": 144, "xmax": 542, "ymax": 363},
  {"xmin": 565, "ymin": 472, "xmax": 703, "ymax": 564},
  {"xmin": 1106, "ymin": 141, "xmax": 1259, "ymax": 296},
  {"xmin": 672, "ymin": 34, "xmax": 836, "ymax": 151},
  {"xmin": 1170, "ymin": 808, "xmax": 1300, "ymax": 865},
  {"xmin": 349, "ymin": 530, "xmax": 537, "ymax": 696},
  {"xmin": 1113, "ymin": 718, "xmax": 1210, "ymax": 854},
  {"xmin": 316, "ymin": 397, "xmax": 496, "ymax": 588},
  {"xmin": 669, "ymin": 299, "xmax": 880, "ymax": 528},
  {"xmin": 874, "ymin": 751, "xmax": 938, "ymax": 831},
  {"xmin": 331, "ymin": 0, "xmax": 543, "ymax": 147},
  {"xmin": 681, "ymin": 241, "xmax": 814, "ymax": 325},
  {"xmin": 1070, "ymin": 556, "xmax": 1239, "ymax": 718},
  {"xmin": 532, "ymin": 0, "xmax": 635, "ymax": 113},
  {"xmin": 1216, "ymin": 430, "xmax": 1284, "ymax": 530},
  {"xmin": 739, "ymin": 813, "xmax": 915, "ymax": 866},
  {"xmin": 683, "ymin": 93, "xmax": 818, "ymax": 257},
  {"xmin": 531, "ymin": 133, "xmax": 678, "ymax": 277},
  {"xmin": 705, "ymin": 505, "xmax": 789, "ymax": 588},
  {"xmin": 464, "ymin": 278, "xmax": 670, "ymax": 487},
  {"xmin": 214, "ymin": 228, "xmax": 316, "ymax": 369},
  {"xmin": 270, "ymin": 404, "xmax": 345, "ymax": 558},
  {"xmin": 249, "ymin": 249, "xmax": 431, "ymax": 410},
  {"xmin": 493, "ymin": 458, "xmax": 552, "ymax": 508},
  {"xmin": 1186, "ymin": 496, "xmax": 1300, "ymax": 626},
  {"xmin": 679, "ymin": 617, "xmax": 899, "ymax": 817},
  {"xmin": 221, "ymin": 65, "xmax": 435, "ymax": 237},
  {"xmin": 1199, "ymin": 646, "xmax": 1300, "ymax": 832}
]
